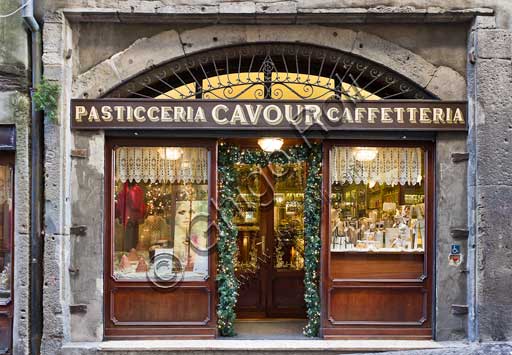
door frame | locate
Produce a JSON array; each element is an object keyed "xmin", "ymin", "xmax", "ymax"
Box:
[
  {"xmin": 0, "ymin": 152, "xmax": 14, "ymax": 353},
  {"xmin": 320, "ymin": 139, "xmax": 435, "ymax": 339}
]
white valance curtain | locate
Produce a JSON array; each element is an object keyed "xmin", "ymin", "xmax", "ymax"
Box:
[
  {"xmin": 115, "ymin": 147, "xmax": 208, "ymax": 184},
  {"xmin": 330, "ymin": 146, "xmax": 423, "ymax": 186}
]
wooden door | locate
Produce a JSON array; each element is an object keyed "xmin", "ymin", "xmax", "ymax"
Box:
[
  {"xmin": 0, "ymin": 155, "xmax": 14, "ymax": 353},
  {"xmin": 321, "ymin": 141, "xmax": 434, "ymax": 339},
  {"xmin": 236, "ymin": 163, "xmax": 306, "ymax": 319}
]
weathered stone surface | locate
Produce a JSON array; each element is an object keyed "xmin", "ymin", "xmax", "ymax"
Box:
[
  {"xmin": 476, "ymin": 185, "xmax": 512, "ymax": 341},
  {"xmin": 111, "ymin": 30, "xmax": 184, "ymax": 82},
  {"xmin": 256, "ymin": 1, "xmax": 297, "ymax": 14},
  {"xmin": 219, "ymin": 2, "xmax": 256, "ymax": 14},
  {"xmin": 180, "ymin": 26, "xmax": 248, "ymax": 54},
  {"xmin": 474, "ymin": 58, "xmax": 512, "ymax": 186},
  {"xmin": 69, "ymin": 132, "xmax": 105, "ymax": 342},
  {"xmin": 435, "ymin": 133, "xmax": 468, "ymax": 341},
  {"xmin": 73, "ymin": 59, "xmax": 120, "ymax": 98},
  {"xmin": 352, "ymin": 30, "xmax": 437, "ymax": 88},
  {"xmin": 426, "ymin": 66, "xmax": 466, "ymax": 100},
  {"xmin": 245, "ymin": 25, "xmax": 357, "ymax": 54},
  {"xmin": 477, "ymin": 30, "xmax": 512, "ymax": 59},
  {"xmin": 472, "ymin": 15, "xmax": 497, "ymax": 30}
]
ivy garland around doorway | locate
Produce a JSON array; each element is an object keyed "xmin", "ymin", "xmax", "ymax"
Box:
[{"xmin": 217, "ymin": 142, "xmax": 322, "ymax": 337}]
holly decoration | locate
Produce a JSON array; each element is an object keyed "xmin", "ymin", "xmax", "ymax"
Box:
[{"xmin": 217, "ymin": 142, "xmax": 322, "ymax": 337}]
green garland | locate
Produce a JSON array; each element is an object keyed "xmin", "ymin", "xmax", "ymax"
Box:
[{"xmin": 217, "ymin": 142, "xmax": 322, "ymax": 337}]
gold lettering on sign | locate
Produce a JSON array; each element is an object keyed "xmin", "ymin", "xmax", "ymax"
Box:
[
  {"xmin": 407, "ymin": 107, "xmax": 418, "ymax": 124},
  {"xmin": 419, "ymin": 108, "xmax": 432, "ymax": 124},
  {"xmin": 381, "ymin": 108, "xmax": 393, "ymax": 123},
  {"xmin": 433, "ymin": 108, "xmax": 445, "ymax": 124},
  {"xmin": 231, "ymin": 105, "xmax": 248, "ymax": 125},
  {"xmin": 88, "ymin": 106, "xmax": 100, "ymax": 122},
  {"xmin": 147, "ymin": 107, "xmax": 159, "ymax": 122},
  {"xmin": 70, "ymin": 101, "xmax": 466, "ymax": 130},
  {"xmin": 326, "ymin": 107, "xmax": 340, "ymax": 122},
  {"xmin": 174, "ymin": 107, "xmax": 186, "ymax": 122},
  {"xmin": 114, "ymin": 106, "xmax": 125, "ymax": 122},
  {"xmin": 101, "ymin": 106, "xmax": 113, "ymax": 122},
  {"xmin": 246, "ymin": 104, "xmax": 263, "ymax": 125},
  {"xmin": 161, "ymin": 106, "xmax": 172, "ymax": 122},
  {"xmin": 341, "ymin": 107, "xmax": 353, "ymax": 123},
  {"xmin": 454, "ymin": 108, "xmax": 464, "ymax": 124},
  {"xmin": 212, "ymin": 104, "xmax": 229, "ymax": 124},
  {"xmin": 264, "ymin": 105, "xmax": 284, "ymax": 125},
  {"xmin": 194, "ymin": 107, "xmax": 206, "ymax": 122},
  {"xmin": 355, "ymin": 108, "xmax": 366, "ymax": 123},
  {"xmin": 126, "ymin": 106, "xmax": 134, "ymax": 122},
  {"xmin": 75, "ymin": 106, "xmax": 87, "ymax": 122},
  {"xmin": 395, "ymin": 107, "xmax": 405, "ymax": 123},
  {"xmin": 134, "ymin": 106, "xmax": 146, "ymax": 122},
  {"xmin": 367, "ymin": 107, "xmax": 379, "ymax": 124}
]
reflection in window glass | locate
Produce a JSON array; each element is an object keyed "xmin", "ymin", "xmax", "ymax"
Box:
[
  {"xmin": 0, "ymin": 165, "xmax": 12, "ymax": 304},
  {"xmin": 330, "ymin": 146, "xmax": 425, "ymax": 253},
  {"xmin": 113, "ymin": 147, "xmax": 209, "ymax": 281}
]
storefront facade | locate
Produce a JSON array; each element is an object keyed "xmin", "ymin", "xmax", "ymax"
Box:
[{"xmin": 20, "ymin": 1, "xmax": 512, "ymax": 354}]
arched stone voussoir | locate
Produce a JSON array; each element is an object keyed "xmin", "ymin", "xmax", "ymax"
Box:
[{"xmin": 74, "ymin": 25, "xmax": 465, "ymax": 100}]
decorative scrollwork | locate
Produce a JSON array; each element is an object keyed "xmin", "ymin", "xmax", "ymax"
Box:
[{"xmin": 104, "ymin": 43, "xmax": 436, "ymax": 101}]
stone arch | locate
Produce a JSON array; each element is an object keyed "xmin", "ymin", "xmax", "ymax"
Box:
[{"xmin": 73, "ymin": 25, "xmax": 465, "ymax": 100}]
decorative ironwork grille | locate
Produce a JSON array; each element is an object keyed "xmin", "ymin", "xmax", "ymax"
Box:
[{"xmin": 105, "ymin": 43, "xmax": 436, "ymax": 100}]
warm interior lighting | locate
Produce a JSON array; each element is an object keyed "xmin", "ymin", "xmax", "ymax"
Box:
[
  {"xmin": 258, "ymin": 138, "xmax": 284, "ymax": 152},
  {"xmin": 354, "ymin": 147, "xmax": 378, "ymax": 162},
  {"xmin": 164, "ymin": 147, "xmax": 183, "ymax": 160}
]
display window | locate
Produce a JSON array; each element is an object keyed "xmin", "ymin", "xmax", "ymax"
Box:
[
  {"xmin": 329, "ymin": 146, "xmax": 425, "ymax": 254},
  {"xmin": 112, "ymin": 146, "xmax": 210, "ymax": 282}
]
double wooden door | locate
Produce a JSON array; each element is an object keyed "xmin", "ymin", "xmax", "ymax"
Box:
[{"xmin": 235, "ymin": 163, "xmax": 306, "ymax": 319}]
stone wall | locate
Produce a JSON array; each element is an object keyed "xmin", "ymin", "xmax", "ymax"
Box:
[
  {"xmin": 468, "ymin": 17, "xmax": 512, "ymax": 341},
  {"xmin": 36, "ymin": 1, "xmax": 512, "ymax": 353},
  {"xmin": 0, "ymin": 0, "xmax": 32, "ymax": 354}
]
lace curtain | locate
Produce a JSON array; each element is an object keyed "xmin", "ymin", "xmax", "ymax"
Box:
[
  {"xmin": 330, "ymin": 146, "xmax": 423, "ymax": 186},
  {"xmin": 115, "ymin": 147, "xmax": 208, "ymax": 184}
]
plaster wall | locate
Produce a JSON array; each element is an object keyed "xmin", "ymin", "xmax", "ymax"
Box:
[{"xmin": 0, "ymin": 1, "xmax": 32, "ymax": 354}]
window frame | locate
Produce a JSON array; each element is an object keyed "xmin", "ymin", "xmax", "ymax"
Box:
[{"xmin": 105, "ymin": 138, "xmax": 218, "ymax": 285}]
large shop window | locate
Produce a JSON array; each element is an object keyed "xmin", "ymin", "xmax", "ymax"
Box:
[
  {"xmin": 330, "ymin": 146, "xmax": 425, "ymax": 254},
  {"xmin": 112, "ymin": 146, "xmax": 210, "ymax": 281}
]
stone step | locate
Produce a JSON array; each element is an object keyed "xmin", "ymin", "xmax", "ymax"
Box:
[{"xmin": 62, "ymin": 339, "xmax": 451, "ymax": 355}]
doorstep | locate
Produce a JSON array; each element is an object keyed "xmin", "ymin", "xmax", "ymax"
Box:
[{"xmin": 61, "ymin": 340, "xmax": 465, "ymax": 355}]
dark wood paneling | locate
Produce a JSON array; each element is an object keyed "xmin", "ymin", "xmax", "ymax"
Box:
[
  {"xmin": 0, "ymin": 314, "xmax": 12, "ymax": 353},
  {"xmin": 328, "ymin": 286, "xmax": 427, "ymax": 325},
  {"xmin": 270, "ymin": 273, "xmax": 306, "ymax": 310},
  {"xmin": 330, "ymin": 253, "xmax": 425, "ymax": 282},
  {"xmin": 110, "ymin": 286, "xmax": 210, "ymax": 325}
]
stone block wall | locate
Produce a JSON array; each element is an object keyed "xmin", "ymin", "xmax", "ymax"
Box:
[
  {"xmin": 0, "ymin": 0, "xmax": 32, "ymax": 354},
  {"xmin": 468, "ymin": 17, "xmax": 512, "ymax": 341}
]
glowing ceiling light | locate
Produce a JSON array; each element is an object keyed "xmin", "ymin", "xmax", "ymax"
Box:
[
  {"xmin": 164, "ymin": 147, "xmax": 183, "ymax": 160},
  {"xmin": 354, "ymin": 147, "xmax": 378, "ymax": 162},
  {"xmin": 258, "ymin": 138, "xmax": 284, "ymax": 152}
]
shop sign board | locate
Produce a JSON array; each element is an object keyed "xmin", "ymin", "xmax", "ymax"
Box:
[{"xmin": 70, "ymin": 99, "xmax": 467, "ymax": 131}]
